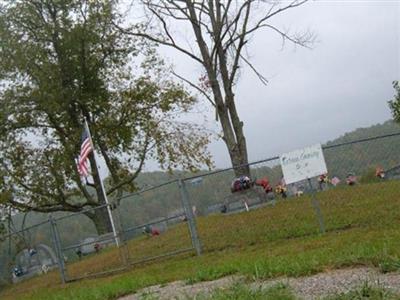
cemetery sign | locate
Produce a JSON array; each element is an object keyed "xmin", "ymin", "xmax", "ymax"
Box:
[{"xmin": 280, "ymin": 144, "xmax": 327, "ymax": 185}]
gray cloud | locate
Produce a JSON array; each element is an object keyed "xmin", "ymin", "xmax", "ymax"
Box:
[
  {"xmin": 206, "ymin": 1, "xmax": 400, "ymax": 168},
  {"xmin": 142, "ymin": 1, "xmax": 400, "ymax": 171}
]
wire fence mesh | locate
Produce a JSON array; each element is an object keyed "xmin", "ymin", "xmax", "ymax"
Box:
[
  {"xmin": 0, "ymin": 220, "xmax": 58, "ymax": 284},
  {"xmin": 1, "ymin": 132, "xmax": 400, "ymax": 285},
  {"xmin": 117, "ymin": 180, "xmax": 195, "ymax": 265}
]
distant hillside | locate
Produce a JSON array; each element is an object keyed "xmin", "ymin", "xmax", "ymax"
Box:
[
  {"xmin": 323, "ymin": 120, "xmax": 400, "ymax": 178},
  {"xmin": 133, "ymin": 120, "xmax": 400, "ymax": 187},
  {"xmin": 325, "ymin": 120, "xmax": 400, "ymax": 145}
]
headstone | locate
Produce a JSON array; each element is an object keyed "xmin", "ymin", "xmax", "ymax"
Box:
[{"xmin": 12, "ymin": 244, "xmax": 58, "ymax": 283}]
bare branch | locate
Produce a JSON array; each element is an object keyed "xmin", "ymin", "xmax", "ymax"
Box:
[
  {"xmin": 262, "ymin": 24, "xmax": 315, "ymax": 49},
  {"xmin": 228, "ymin": 1, "xmax": 252, "ymax": 86},
  {"xmin": 112, "ymin": 20, "xmax": 204, "ymax": 64},
  {"xmin": 238, "ymin": 52, "xmax": 268, "ymax": 86},
  {"xmin": 106, "ymin": 134, "xmax": 152, "ymax": 196},
  {"xmin": 172, "ymin": 71, "xmax": 216, "ymax": 107},
  {"xmin": 224, "ymin": 0, "xmax": 310, "ymax": 50}
]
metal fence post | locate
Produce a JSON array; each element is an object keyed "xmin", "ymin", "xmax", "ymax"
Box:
[
  {"xmin": 49, "ymin": 215, "xmax": 67, "ymax": 284},
  {"xmin": 113, "ymin": 204, "xmax": 130, "ymax": 266},
  {"xmin": 178, "ymin": 179, "xmax": 202, "ymax": 255},
  {"xmin": 307, "ymin": 178, "xmax": 326, "ymax": 234}
]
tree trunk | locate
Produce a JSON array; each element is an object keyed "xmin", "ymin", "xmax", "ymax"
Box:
[
  {"xmin": 227, "ymin": 135, "xmax": 250, "ymax": 178},
  {"xmin": 226, "ymin": 95, "xmax": 250, "ymax": 177},
  {"xmin": 185, "ymin": 2, "xmax": 251, "ymax": 178},
  {"xmin": 202, "ymin": 62, "xmax": 250, "ymax": 178},
  {"xmin": 85, "ymin": 209, "xmax": 113, "ymax": 235},
  {"xmin": 223, "ymin": 118, "xmax": 250, "ymax": 177},
  {"xmin": 216, "ymin": 97, "xmax": 250, "ymax": 177}
]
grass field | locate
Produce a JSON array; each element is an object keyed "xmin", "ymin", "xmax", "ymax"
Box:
[{"xmin": 1, "ymin": 181, "xmax": 400, "ymax": 299}]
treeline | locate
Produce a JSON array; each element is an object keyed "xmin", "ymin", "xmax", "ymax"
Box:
[{"xmin": 324, "ymin": 120, "xmax": 400, "ymax": 178}]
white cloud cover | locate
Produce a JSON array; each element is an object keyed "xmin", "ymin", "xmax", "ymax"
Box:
[
  {"xmin": 124, "ymin": 0, "xmax": 400, "ymax": 171},
  {"xmin": 161, "ymin": 1, "xmax": 399, "ymax": 170}
]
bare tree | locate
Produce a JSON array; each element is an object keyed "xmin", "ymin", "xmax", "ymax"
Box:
[{"xmin": 120, "ymin": 0, "xmax": 314, "ymax": 176}]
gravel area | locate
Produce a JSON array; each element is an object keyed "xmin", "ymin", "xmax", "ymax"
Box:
[
  {"xmin": 118, "ymin": 267, "xmax": 400, "ymax": 300},
  {"xmin": 254, "ymin": 267, "xmax": 400, "ymax": 299},
  {"xmin": 119, "ymin": 276, "xmax": 240, "ymax": 300}
]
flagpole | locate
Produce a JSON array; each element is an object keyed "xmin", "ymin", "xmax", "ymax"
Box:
[{"xmin": 84, "ymin": 119, "xmax": 120, "ymax": 247}]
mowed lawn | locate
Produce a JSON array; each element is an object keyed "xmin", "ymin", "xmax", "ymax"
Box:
[{"xmin": 1, "ymin": 181, "xmax": 400, "ymax": 300}]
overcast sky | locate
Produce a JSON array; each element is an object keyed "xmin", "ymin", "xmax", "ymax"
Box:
[{"xmin": 135, "ymin": 0, "xmax": 400, "ymax": 171}]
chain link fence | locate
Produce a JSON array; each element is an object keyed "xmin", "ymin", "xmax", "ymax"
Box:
[
  {"xmin": 182, "ymin": 132, "xmax": 400, "ymax": 253},
  {"xmin": 0, "ymin": 179, "xmax": 201, "ymax": 284},
  {"xmin": 1, "ymin": 132, "xmax": 400, "ymax": 285},
  {"xmin": 185, "ymin": 132, "xmax": 400, "ymax": 215}
]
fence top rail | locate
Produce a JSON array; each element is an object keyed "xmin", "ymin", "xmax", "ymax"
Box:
[
  {"xmin": 182, "ymin": 131, "xmax": 400, "ymax": 182},
  {"xmin": 62, "ymin": 233, "xmax": 118, "ymax": 252},
  {"xmin": 0, "ymin": 219, "xmax": 49, "ymax": 240},
  {"xmin": 123, "ymin": 213, "xmax": 186, "ymax": 234},
  {"xmin": 52, "ymin": 202, "xmax": 111, "ymax": 222},
  {"xmin": 182, "ymin": 156, "xmax": 280, "ymax": 182},
  {"xmin": 322, "ymin": 131, "xmax": 400, "ymax": 150},
  {"xmin": 116, "ymin": 179, "xmax": 179, "ymax": 202}
]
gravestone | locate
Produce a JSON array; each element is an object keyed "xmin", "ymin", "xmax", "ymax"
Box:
[{"xmin": 12, "ymin": 244, "xmax": 58, "ymax": 283}]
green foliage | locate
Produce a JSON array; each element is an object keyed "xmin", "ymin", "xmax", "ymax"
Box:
[
  {"xmin": 378, "ymin": 256, "xmax": 400, "ymax": 274},
  {"xmin": 388, "ymin": 81, "xmax": 400, "ymax": 123},
  {"xmin": 186, "ymin": 266, "xmax": 237, "ymax": 285},
  {"xmin": 0, "ymin": 1, "xmax": 211, "ymax": 217}
]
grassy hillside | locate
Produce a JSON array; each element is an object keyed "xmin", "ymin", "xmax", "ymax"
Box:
[{"xmin": 1, "ymin": 180, "xmax": 400, "ymax": 299}]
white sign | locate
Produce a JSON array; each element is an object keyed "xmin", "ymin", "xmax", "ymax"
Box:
[{"xmin": 280, "ymin": 144, "xmax": 327, "ymax": 184}]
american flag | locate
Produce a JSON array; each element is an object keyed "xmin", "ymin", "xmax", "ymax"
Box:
[{"xmin": 77, "ymin": 126, "xmax": 92, "ymax": 177}]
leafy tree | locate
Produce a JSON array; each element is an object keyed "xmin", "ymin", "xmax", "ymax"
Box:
[
  {"xmin": 389, "ymin": 80, "xmax": 400, "ymax": 123},
  {"xmin": 120, "ymin": 0, "xmax": 314, "ymax": 176},
  {"xmin": 0, "ymin": 0, "xmax": 212, "ymax": 234}
]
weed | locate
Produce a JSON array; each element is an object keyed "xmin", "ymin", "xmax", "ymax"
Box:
[
  {"xmin": 325, "ymin": 281, "xmax": 399, "ymax": 300},
  {"xmin": 193, "ymin": 283, "xmax": 296, "ymax": 300}
]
